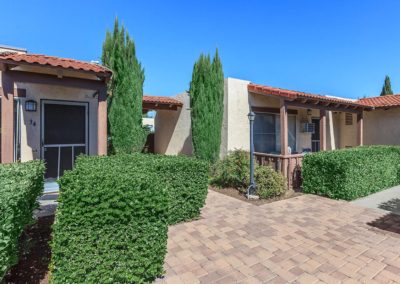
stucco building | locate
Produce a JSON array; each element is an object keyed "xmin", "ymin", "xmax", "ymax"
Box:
[
  {"xmin": 0, "ymin": 45, "xmax": 110, "ymax": 180},
  {"xmin": 152, "ymin": 77, "xmax": 400, "ymax": 187}
]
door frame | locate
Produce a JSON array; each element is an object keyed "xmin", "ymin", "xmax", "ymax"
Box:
[
  {"xmin": 40, "ymin": 99, "xmax": 89, "ymax": 172},
  {"xmin": 311, "ymin": 117, "xmax": 320, "ymax": 152}
]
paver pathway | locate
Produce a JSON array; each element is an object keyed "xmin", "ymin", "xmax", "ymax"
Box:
[{"xmin": 156, "ymin": 190, "xmax": 400, "ymax": 283}]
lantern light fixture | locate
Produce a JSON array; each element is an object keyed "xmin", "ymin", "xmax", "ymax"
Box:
[{"xmin": 25, "ymin": 100, "xmax": 37, "ymax": 112}]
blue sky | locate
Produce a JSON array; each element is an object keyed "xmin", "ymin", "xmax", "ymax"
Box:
[{"xmin": 1, "ymin": 0, "xmax": 400, "ymax": 99}]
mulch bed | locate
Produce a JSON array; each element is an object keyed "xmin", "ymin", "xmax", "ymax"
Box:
[
  {"xmin": 4, "ymin": 216, "xmax": 54, "ymax": 284},
  {"xmin": 210, "ymin": 186, "xmax": 302, "ymax": 205}
]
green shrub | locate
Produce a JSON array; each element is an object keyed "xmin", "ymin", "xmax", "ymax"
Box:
[
  {"xmin": 0, "ymin": 160, "xmax": 45, "ymax": 279},
  {"xmin": 210, "ymin": 150, "xmax": 250, "ymax": 189},
  {"xmin": 302, "ymin": 146, "xmax": 400, "ymax": 200},
  {"xmin": 50, "ymin": 156, "xmax": 169, "ymax": 284},
  {"xmin": 211, "ymin": 150, "xmax": 287, "ymax": 198},
  {"xmin": 255, "ymin": 166, "xmax": 287, "ymax": 199},
  {"xmin": 150, "ymin": 155, "xmax": 209, "ymax": 224},
  {"xmin": 97, "ymin": 153, "xmax": 209, "ymax": 224},
  {"xmin": 51, "ymin": 153, "xmax": 208, "ymax": 283}
]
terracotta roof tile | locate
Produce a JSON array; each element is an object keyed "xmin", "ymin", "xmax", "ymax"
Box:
[
  {"xmin": 0, "ymin": 52, "xmax": 111, "ymax": 76},
  {"xmin": 247, "ymin": 83, "xmax": 372, "ymax": 109},
  {"xmin": 143, "ymin": 95, "xmax": 183, "ymax": 106},
  {"xmin": 357, "ymin": 94, "xmax": 400, "ymax": 108}
]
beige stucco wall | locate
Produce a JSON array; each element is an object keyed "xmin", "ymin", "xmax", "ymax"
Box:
[
  {"xmin": 220, "ymin": 78, "xmax": 251, "ymax": 157},
  {"xmin": 154, "ymin": 93, "xmax": 192, "ymax": 155},
  {"xmin": 337, "ymin": 112, "xmax": 357, "ymax": 148},
  {"xmin": 15, "ymin": 82, "xmax": 98, "ymax": 162},
  {"xmin": 364, "ymin": 108, "xmax": 400, "ymax": 145}
]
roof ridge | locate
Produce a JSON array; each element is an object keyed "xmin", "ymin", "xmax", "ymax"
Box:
[
  {"xmin": 358, "ymin": 93, "xmax": 400, "ymax": 100},
  {"xmin": 0, "ymin": 52, "xmax": 111, "ymax": 75},
  {"xmin": 248, "ymin": 83, "xmax": 357, "ymax": 103},
  {"xmin": 26, "ymin": 53, "xmax": 102, "ymax": 66}
]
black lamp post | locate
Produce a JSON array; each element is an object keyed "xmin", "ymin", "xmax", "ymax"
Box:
[{"xmin": 247, "ymin": 111, "xmax": 257, "ymax": 199}]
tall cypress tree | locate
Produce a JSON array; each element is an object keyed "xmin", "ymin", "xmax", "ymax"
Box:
[
  {"xmin": 190, "ymin": 49, "xmax": 224, "ymax": 162},
  {"xmin": 380, "ymin": 75, "xmax": 394, "ymax": 96},
  {"xmin": 102, "ymin": 18, "xmax": 147, "ymax": 154}
]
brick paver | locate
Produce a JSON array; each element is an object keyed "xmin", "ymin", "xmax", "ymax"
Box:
[{"xmin": 156, "ymin": 190, "xmax": 400, "ymax": 283}]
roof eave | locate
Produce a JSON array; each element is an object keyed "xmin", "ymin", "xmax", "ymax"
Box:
[{"xmin": 0, "ymin": 58, "xmax": 112, "ymax": 79}]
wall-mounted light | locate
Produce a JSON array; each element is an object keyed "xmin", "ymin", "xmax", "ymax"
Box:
[
  {"xmin": 25, "ymin": 100, "xmax": 37, "ymax": 112},
  {"xmin": 307, "ymin": 109, "xmax": 312, "ymax": 116}
]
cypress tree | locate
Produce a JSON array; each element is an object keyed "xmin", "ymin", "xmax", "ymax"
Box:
[
  {"xmin": 190, "ymin": 49, "xmax": 224, "ymax": 162},
  {"xmin": 380, "ymin": 75, "xmax": 394, "ymax": 96},
  {"xmin": 101, "ymin": 18, "xmax": 147, "ymax": 154}
]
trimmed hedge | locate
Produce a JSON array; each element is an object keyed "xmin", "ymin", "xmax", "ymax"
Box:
[
  {"xmin": 302, "ymin": 146, "xmax": 400, "ymax": 200},
  {"xmin": 0, "ymin": 160, "xmax": 45, "ymax": 279},
  {"xmin": 74, "ymin": 154, "xmax": 209, "ymax": 224},
  {"xmin": 136, "ymin": 154, "xmax": 209, "ymax": 224},
  {"xmin": 50, "ymin": 153, "xmax": 208, "ymax": 283}
]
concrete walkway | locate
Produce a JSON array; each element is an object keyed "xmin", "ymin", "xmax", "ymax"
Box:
[
  {"xmin": 157, "ymin": 190, "xmax": 400, "ymax": 283},
  {"xmin": 36, "ymin": 193, "xmax": 58, "ymax": 218},
  {"xmin": 351, "ymin": 186, "xmax": 400, "ymax": 215}
]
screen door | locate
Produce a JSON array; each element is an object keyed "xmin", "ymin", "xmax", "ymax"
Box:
[{"xmin": 41, "ymin": 101, "xmax": 88, "ymax": 179}]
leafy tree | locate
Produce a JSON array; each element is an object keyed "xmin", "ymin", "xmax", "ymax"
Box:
[
  {"xmin": 380, "ymin": 75, "xmax": 394, "ymax": 96},
  {"xmin": 101, "ymin": 18, "xmax": 147, "ymax": 154},
  {"xmin": 189, "ymin": 49, "xmax": 224, "ymax": 162}
]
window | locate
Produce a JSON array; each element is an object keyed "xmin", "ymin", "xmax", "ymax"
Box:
[
  {"xmin": 254, "ymin": 112, "xmax": 297, "ymax": 154},
  {"xmin": 345, "ymin": 113, "xmax": 353, "ymax": 125}
]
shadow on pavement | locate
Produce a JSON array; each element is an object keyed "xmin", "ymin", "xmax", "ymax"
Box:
[
  {"xmin": 378, "ymin": 198, "xmax": 400, "ymax": 215},
  {"xmin": 368, "ymin": 212, "xmax": 400, "ymax": 235}
]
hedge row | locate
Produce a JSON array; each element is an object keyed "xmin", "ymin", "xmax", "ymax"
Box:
[
  {"xmin": 50, "ymin": 154, "xmax": 208, "ymax": 283},
  {"xmin": 73, "ymin": 153, "xmax": 209, "ymax": 224},
  {"xmin": 302, "ymin": 146, "xmax": 400, "ymax": 200},
  {"xmin": 0, "ymin": 160, "xmax": 45, "ymax": 279}
]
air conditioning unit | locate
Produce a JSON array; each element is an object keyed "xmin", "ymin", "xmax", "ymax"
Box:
[{"xmin": 301, "ymin": 122, "xmax": 315, "ymax": 133}]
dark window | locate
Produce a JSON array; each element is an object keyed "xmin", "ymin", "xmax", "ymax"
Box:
[{"xmin": 254, "ymin": 112, "xmax": 296, "ymax": 153}]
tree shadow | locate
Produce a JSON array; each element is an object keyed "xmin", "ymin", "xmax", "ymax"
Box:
[
  {"xmin": 367, "ymin": 213, "xmax": 400, "ymax": 235},
  {"xmin": 378, "ymin": 198, "xmax": 400, "ymax": 215},
  {"xmin": 5, "ymin": 215, "xmax": 54, "ymax": 284}
]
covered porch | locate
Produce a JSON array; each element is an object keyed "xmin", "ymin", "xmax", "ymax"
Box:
[
  {"xmin": 247, "ymin": 83, "xmax": 373, "ymax": 188},
  {"xmin": 0, "ymin": 52, "xmax": 111, "ymax": 188}
]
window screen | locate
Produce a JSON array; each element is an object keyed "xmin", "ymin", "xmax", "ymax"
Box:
[{"xmin": 254, "ymin": 112, "xmax": 296, "ymax": 154}]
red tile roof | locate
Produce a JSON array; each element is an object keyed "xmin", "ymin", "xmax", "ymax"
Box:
[
  {"xmin": 248, "ymin": 83, "xmax": 364, "ymax": 106},
  {"xmin": 0, "ymin": 52, "xmax": 111, "ymax": 77},
  {"xmin": 143, "ymin": 95, "xmax": 183, "ymax": 106},
  {"xmin": 357, "ymin": 94, "xmax": 400, "ymax": 108}
]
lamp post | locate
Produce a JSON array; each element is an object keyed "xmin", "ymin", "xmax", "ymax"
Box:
[{"xmin": 247, "ymin": 111, "xmax": 258, "ymax": 199}]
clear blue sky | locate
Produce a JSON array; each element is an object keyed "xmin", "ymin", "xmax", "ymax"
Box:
[{"xmin": 2, "ymin": 0, "xmax": 400, "ymax": 99}]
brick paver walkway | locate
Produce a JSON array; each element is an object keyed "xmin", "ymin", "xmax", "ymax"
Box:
[{"xmin": 156, "ymin": 190, "xmax": 400, "ymax": 283}]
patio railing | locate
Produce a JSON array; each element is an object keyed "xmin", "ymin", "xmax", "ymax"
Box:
[{"xmin": 254, "ymin": 152, "xmax": 304, "ymax": 190}]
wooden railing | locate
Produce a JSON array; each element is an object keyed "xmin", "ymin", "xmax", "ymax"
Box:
[{"xmin": 254, "ymin": 152, "xmax": 304, "ymax": 190}]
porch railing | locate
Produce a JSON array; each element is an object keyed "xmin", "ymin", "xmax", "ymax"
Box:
[{"xmin": 254, "ymin": 152, "xmax": 304, "ymax": 190}]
